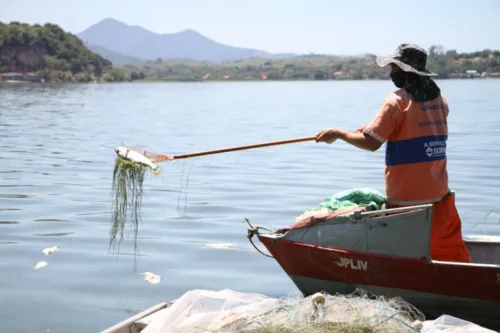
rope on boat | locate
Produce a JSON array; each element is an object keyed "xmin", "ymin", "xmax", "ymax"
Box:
[{"xmin": 245, "ymin": 217, "xmax": 275, "ymax": 259}]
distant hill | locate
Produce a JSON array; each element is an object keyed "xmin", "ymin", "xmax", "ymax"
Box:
[
  {"xmin": 77, "ymin": 18, "xmax": 298, "ymax": 63},
  {"xmin": 86, "ymin": 44, "xmax": 146, "ymax": 65}
]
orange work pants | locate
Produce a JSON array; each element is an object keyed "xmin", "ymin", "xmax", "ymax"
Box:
[{"xmin": 391, "ymin": 193, "xmax": 471, "ymax": 263}]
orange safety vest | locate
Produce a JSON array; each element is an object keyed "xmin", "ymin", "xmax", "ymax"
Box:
[{"xmin": 364, "ymin": 90, "xmax": 450, "ymax": 206}]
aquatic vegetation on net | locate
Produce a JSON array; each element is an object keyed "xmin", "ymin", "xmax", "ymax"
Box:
[{"xmin": 110, "ymin": 156, "xmax": 156, "ymax": 251}]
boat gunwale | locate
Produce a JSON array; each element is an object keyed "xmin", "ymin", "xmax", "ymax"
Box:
[
  {"xmin": 258, "ymin": 233, "xmax": 500, "ymax": 269},
  {"xmin": 100, "ymin": 301, "xmax": 172, "ymax": 333}
]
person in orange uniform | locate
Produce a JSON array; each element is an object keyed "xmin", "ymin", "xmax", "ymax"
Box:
[{"xmin": 315, "ymin": 44, "xmax": 471, "ymax": 263}]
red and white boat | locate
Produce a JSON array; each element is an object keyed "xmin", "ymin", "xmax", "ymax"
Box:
[{"xmin": 247, "ymin": 202, "xmax": 500, "ymax": 331}]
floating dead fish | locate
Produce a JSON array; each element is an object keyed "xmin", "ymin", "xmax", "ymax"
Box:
[
  {"xmin": 42, "ymin": 246, "xmax": 59, "ymax": 256},
  {"xmin": 141, "ymin": 272, "xmax": 161, "ymax": 284},
  {"xmin": 33, "ymin": 261, "xmax": 48, "ymax": 269},
  {"xmin": 201, "ymin": 243, "xmax": 238, "ymax": 249}
]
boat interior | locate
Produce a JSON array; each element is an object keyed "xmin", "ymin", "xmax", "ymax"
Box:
[{"xmin": 463, "ymin": 238, "xmax": 500, "ymax": 265}]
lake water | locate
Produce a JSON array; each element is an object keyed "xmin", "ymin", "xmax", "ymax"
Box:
[{"xmin": 1, "ymin": 80, "xmax": 500, "ymax": 333}]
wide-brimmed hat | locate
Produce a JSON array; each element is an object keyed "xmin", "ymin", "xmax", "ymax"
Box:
[{"xmin": 376, "ymin": 43, "xmax": 437, "ymax": 76}]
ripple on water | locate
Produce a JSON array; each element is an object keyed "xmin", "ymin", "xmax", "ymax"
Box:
[{"xmin": 0, "ymin": 221, "xmax": 20, "ymax": 224}]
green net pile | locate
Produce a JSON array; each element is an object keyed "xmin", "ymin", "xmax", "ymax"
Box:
[
  {"xmin": 296, "ymin": 188, "xmax": 387, "ymax": 221},
  {"xmin": 307, "ymin": 188, "xmax": 386, "ymax": 212}
]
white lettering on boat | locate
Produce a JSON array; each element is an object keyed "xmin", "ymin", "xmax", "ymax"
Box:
[{"xmin": 335, "ymin": 257, "xmax": 368, "ymax": 271}]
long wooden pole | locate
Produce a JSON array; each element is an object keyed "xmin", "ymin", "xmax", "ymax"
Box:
[
  {"xmin": 150, "ymin": 136, "xmax": 317, "ymax": 162},
  {"xmin": 173, "ymin": 136, "xmax": 316, "ymax": 159}
]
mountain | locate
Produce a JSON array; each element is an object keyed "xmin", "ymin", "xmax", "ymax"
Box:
[
  {"xmin": 86, "ymin": 45, "xmax": 146, "ymax": 65},
  {"xmin": 77, "ymin": 18, "xmax": 298, "ymax": 63}
]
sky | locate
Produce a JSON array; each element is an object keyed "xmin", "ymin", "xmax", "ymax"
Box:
[{"xmin": 1, "ymin": 0, "xmax": 499, "ymax": 56}]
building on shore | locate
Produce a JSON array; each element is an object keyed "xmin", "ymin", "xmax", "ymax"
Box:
[{"xmin": 0, "ymin": 72, "xmax": 42, "ymax": 82}]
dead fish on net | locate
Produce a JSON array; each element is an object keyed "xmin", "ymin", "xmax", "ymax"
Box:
[{"xmin": 114, "ymin": 146, "xmax": 159, "ymax": 171}]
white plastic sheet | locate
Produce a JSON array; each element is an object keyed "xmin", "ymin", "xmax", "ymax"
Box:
[
  {"xmin": 141, "ymin": 289, "xmax": 278, "ymax": 333},
  {"xmin": 422, "ymin": 315, "xmax": 496, "ymax": 333}
]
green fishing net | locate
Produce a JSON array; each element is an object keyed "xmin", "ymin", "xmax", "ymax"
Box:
[{"xmin": 303, "ymin": 188, "xmax": 387, "ymax": 213}]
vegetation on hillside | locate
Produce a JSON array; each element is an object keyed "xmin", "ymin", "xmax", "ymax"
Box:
[
  {"xmin": 119, "ymin": 45, "xmax": 500, "ymax": 82},
  {"xmin": 0, "ymin": 21, "xmax": 128, "ymax": 82},
  {"xmin": 1, "ymin": 20, "xmax": 499, "ymax": 83}
]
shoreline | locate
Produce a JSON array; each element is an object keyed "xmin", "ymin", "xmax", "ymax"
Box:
[{"xmin": 1, "ymin": 77, "xmax": 499, "ymax": 85}]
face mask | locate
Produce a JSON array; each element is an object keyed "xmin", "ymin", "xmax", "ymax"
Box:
[{"xmin": 390, "ymin": 71, "xmax": 406, "ymax": 88}]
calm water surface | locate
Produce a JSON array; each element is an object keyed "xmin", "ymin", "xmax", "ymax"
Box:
[{"xmin": 1, "ymin": 80, "xmax": 499, "ymax": 333}]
